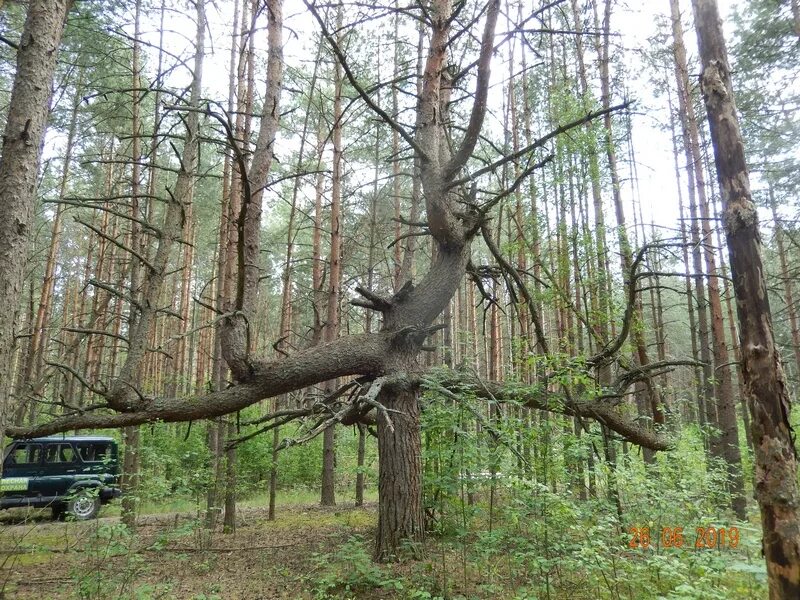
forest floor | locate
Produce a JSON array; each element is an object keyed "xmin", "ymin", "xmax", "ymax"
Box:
[
  {"xmin": 1, "ymin": 501, "xmax": 387, "ymax": 599},
  {"xmin": 0, "ymin": 496, "xmax": 768, "ymax": 600}
]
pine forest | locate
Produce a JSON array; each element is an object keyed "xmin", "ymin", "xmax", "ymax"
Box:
[{"xmin": 0, "ymin": 0, "xmax": 798, "ymax": 598}]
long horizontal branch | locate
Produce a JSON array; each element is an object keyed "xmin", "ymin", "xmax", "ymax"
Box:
[
  {"xmin": 7, "ymin": 333, "xmax": 391, "ymax": 438},
  {"xmin": 427, "ymin": 373, "xmax": 671, "ymax": 451}
]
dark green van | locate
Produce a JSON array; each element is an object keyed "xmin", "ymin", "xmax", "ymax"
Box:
[{"xmin": 1, "ymin": 436, "xmax": 121, "ymax": 520}]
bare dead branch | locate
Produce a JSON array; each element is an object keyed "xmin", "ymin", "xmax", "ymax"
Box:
[
  {"xmin": 426, "ymin": 372, "xmax": 671, "ymax": 451},
  {"xmin": 61, "ymin": 327, "xmax": 129, "ymax": 345},
  {"xmin": 75, "ymin": 218, "xmax": 156, "ymax": 273},
  {"xmin": 387, "ymin": 229, "xmax": 431, "ymax": 249}
]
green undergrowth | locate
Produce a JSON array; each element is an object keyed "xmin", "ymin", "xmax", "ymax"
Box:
[{"xmin": 1, "ymin": 487, "xmax": 767, "ymax": 600}]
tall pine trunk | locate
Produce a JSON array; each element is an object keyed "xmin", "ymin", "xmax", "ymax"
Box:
[
  {"xmin": 0, "ymin": 0, "xmax": 72, "ymax": 466},
  {"xmin": 692, "ymin": 0, "xmax": 800, "ymax": 593},
  {"xmin": 320, "ymin": 8, "xmax": 345, "ymax": 506},
  {"xmin": 121, "ymin": 0, "xmax": 144, "ymax": 529},
  {"xmin": 670, "ymin": 0, "xmax": 746, "ymax": 519}
]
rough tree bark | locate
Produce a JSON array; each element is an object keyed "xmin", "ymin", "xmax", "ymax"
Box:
[
  {"xmin": 0, "ymin": 0, "xmax": 72, "ymax": 466},
  {"xmin": 375, "ymin": 378, "xmax": 424, "ymax": 560},
  {"xmin": 691, "ymin": 0, "xmax": 800, "ymax": 595}
]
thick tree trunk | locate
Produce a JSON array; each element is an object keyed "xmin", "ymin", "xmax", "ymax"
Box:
[
  {"xmin": 375, "ymin": 379, "xmax": 424, "ymax": 562},
  {"xmin": 713, "ymin": 212, "xmax": 752, "ymax": 449},
  {"xmin": 691, "ymin": 0, "xmax": 800, "ymax": 595},
  {"xmin": 0, "ymin": 0, "xmax": 71, "ymax": 461}
]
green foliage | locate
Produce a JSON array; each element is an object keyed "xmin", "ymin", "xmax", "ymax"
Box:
[
  {"xmin": 137, "ymin": 425, "xmax": 211, "ymax": 503},
  {"xmin": 128, "ymin": 414, "xmax": 377, "ymax": 506},
  {"xmin": 308, "ymin": 535, "xmax": 405, "ymax": 599},
  {"xmin": 70, "ymin": 522, "xmax": 146, "ymax": 599},
  {"xmin": 417, "ymin": 390, "xmax": 767, "ymax": 599}
]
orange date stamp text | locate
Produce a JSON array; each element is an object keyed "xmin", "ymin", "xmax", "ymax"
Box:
[{"xmin": 627, "ymin": 526, "xmax": 740, "ymax": 550}]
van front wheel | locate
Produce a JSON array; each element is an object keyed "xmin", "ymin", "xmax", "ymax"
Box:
[{"xmin": 67, "ymin": 491, "xmax": 100, "ymax": 520}]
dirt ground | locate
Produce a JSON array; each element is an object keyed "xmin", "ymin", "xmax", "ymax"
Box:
[{"xmin": 0, "ymin": 502, "xmax": 389, "ymax": 599}]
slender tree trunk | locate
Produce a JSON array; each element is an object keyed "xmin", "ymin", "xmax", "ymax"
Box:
[
  {"xmin": 311, "ymin": 120, "xmax": 325, "ymax": 344},
  {"xmin": 391, "ymin": 5, "xmax": 403, "ymax": 288},
  {"xmin": 573, "ymin": 0, "xmax": 619, "ymax": 505},
  {"xmin": 321, "ymin": 7, "xmax": 345, "ymax": 507},
  {"xmin": 666, "ymin": 82, "xmax": 704, "ymax": 425},
  {"xmin": 670, "ymin": 0, "xmax": 718, "ymax": 442},
  {"xmin": 397, "ymin": 22, "xmax": 426, "ymax": 288},
  {"xmin": 597, "ymin": 0, "xmax": 664, "ymax": 458},
  {"xmin": 356, "ymin": 423, "xmax": 367, "ymax": 507},
  {"xmin": 770, "ymin": 186, "xmax": 800, "ymax": 381},
  {"xmin": 207, "ymin": 0, "xmax": 241, "ymax": 529},
  {"xmin": 692, "ymin": 0, "xmax": 800, "ymax": 593},
  {"xmin": 121, "ymin": 0, "xmax": 144, "ymax": 529},
  {"xmin": 223, "ymin": 0, "xmax": 257, "ymax": 534},
  {"xmin": 670, "ymin": 0, "xmax": 746, "ymax": 519},
  {"xmin": 270, "ymin": 42, "xmax": 321, "ymax": 520},
  {"xmin": 223, "ymin": 418, "xmax": 237, "ymax": 533}
]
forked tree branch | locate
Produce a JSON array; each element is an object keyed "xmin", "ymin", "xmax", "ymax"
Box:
[{"xmin": 443, "ymin": 0, "xmax": 500, "ymax": 178}]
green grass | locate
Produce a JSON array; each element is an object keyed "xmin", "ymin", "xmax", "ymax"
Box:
[{"xmin": 98, "ymin": 486, "xmax": 379, "ymax": 518}]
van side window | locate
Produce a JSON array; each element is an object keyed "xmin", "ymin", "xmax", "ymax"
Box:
[
  {"xmin": 76, "ymin": 442, "xmax": 111, "ymax": 463},
  {"xmin": 6, "ymin": 444, "xmax": 42, "ymax": 465},
  {"xmin": 44, "ymin": 443, "xmax": 76, "ymax": 463}
]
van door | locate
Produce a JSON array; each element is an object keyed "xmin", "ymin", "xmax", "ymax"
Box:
[
  {"xmin": 1, "ymin": 443, "xmax": 44, "ymax": 499},
  {"xmin": 41, "ymin": 443, "xmax": 79, "ymax": 500}
]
